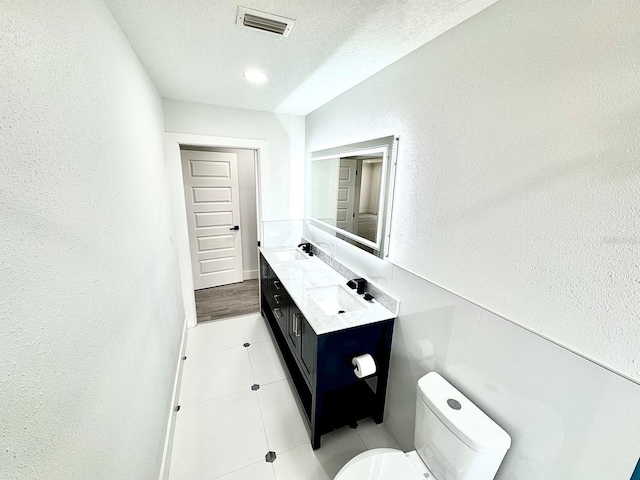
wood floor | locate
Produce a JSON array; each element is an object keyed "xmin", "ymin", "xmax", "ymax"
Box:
[
  {"xmin": 195, "ymin": 279, "xmax": 260, "ymax": 323},
  {"xmin": 357, "ymin": 213, "xmax": 378, "ymax": 242}
]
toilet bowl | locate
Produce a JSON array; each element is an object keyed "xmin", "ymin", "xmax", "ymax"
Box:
[
  {"xmin": 335, "ymin": 448, "xmax": 432, "ymax": 480},
  {"xmin": 335, "ymin": 372, "xmax": 511, "ymax": 480}
]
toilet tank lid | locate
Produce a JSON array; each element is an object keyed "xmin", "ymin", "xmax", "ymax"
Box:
[{"xmin": 417, "ymin": 372, "xmax": 511, "ymax": 455}]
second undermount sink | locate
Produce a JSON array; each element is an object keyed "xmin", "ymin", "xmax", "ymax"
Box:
[
  {"xmin": 306, "ymin": 285, "xmax": 368, "ymax": 316},
  {"xmin": 273, "ymin": 250, "xmax": 309, "ymax": 262}
]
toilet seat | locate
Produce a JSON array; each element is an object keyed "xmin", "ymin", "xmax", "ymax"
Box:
[{"xmin": 335, "ymin": 448, "xmax": 434, "ymax": 480}]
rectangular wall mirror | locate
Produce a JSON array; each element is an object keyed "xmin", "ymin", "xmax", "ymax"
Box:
[{"xmin": 308, "ymin": 136, "xmax": 398, "ymax": 257}]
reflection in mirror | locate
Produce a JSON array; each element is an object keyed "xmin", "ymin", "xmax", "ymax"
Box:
[
  {"xmin": 341, "ymin": 154, "xmax": 383, "ymax": 243},
  {"xmin": 309, "ymin": 136, "xmax": 398, "ymax": 258}
]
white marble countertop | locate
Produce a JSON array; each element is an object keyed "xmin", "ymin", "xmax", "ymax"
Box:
[{"xmin": 260, "ymin": 247, "xmax": 396, "ymax": 335}]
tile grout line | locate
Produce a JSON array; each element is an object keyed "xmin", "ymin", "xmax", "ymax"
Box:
[
  {"xmin": 180, "ymin": 346, "xmax": 287, "ymax": 408},
  {"xmin": 245, "ymin": 333, "xmax": 274, "ymax": 460},
  {"xmin": 209, "ymin": 458, "xmax": 272, "ymax": 480},
  {"xmin": 186, "ymin": 343, "xmax": 249, "ymax": 357},
  {"xmin": 178, "ymin": 375, "xmax": 253, "ymax": 409},
  {"xmin": 355, "ymin": 426, "xmax": 367, "ymax": 449},
  {"xmin": 272, "ymin": 441, "xmax": 312, "ymax": 458},
  {"xmin": 254, "ymin": 376, "xmax": 291, "ymax": 388},
  {"xmin": 177, "ymin": 314, "xmax": 275, "ymax": 478},
  {"xmin": 179, "ymin": 324, "xmax": 251, "ymax": 410},
  {"xmin": 354, "ymin": 427, "xmax": 368, "ymax": 451}
]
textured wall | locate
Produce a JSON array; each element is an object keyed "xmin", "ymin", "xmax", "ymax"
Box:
[
  {"xmin": 163, "ymin": 99, "xmax": 306, "ymax": 221},
  {"xmin": 0, "ymin": 1, "xmax": 184, "ymax": 478},
  {"xmin": 306, "ymin": 0, "xmax": 640, "ymax": 381}
]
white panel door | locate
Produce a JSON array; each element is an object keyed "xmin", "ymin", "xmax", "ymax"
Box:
[
  {"xmin": 337, "ymin": 158, "xmax": 358, "ymax": 232},
  {"xmin": 181, "ymin": 150, "xmax": 244, "ymax": 290}
]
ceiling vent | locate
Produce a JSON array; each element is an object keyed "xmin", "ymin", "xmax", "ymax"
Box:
[{"xmin": 236, "ymin": 7, "xmax": 295, "ymax": 37}]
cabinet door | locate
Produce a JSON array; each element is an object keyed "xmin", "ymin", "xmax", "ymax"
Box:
[
  {"xmin": 299, "ymin": 316, "xmax": 316, "ymax": 382},
  {"xmin": 287, "ymin": 305, "xmax": 302, "ymax": 355}
]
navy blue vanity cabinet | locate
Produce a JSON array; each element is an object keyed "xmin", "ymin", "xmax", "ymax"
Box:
[{"xmin": 259, "ymin": 253, "xmax": 395, "ymax": 450}]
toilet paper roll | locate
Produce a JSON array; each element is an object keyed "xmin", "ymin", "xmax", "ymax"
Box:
[{"xmin": 352, "ymin": 354, "xmax": 376, "ymax": 378}]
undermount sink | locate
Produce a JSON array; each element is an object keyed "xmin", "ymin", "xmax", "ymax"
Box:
[
  {"xmin": 306, "ymin": 285, "xmax": 367, "ymax": 316},
  {"xmin": 273, "ymin": 250, "xmax": 309, "ymax": 262}
]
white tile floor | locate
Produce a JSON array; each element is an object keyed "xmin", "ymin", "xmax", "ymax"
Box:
[{"xmin": 168, "ymin": 313, "xmax": 400, "ymax": 480}]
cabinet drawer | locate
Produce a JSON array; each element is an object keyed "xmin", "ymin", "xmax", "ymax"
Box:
[
  {"xmin": 267, "ymin": 289, "xmax": 290, "ymax": 335},
  {"xmin": 272, "ymin": 303, "xmax": 289, "ymax": 335},
  {"xmin": 269, "ymin": 277, "xmax": 284, "ymax": 295}
]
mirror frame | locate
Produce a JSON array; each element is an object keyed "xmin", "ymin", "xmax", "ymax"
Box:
[{"xmin": 308, "ymin": 135, "xmax": 398, "ymax": 258}]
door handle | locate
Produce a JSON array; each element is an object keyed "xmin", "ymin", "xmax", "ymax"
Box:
[{"xmin": 230, "ymin": 225, "xmax": 240, "ymax": 231}]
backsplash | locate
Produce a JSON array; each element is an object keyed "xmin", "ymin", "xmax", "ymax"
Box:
[
  {"xmin": 301, "ymin": 237, "xmax": 399, "ymax": 315},
  {"xmin": 262, "ymin": 220, "xmax": 303, "ymax": 248}
]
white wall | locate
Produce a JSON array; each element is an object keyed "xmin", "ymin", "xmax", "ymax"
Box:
[
  {"xmin": 307, "ymin": 0, "xmax": 640, "ymax": 382},
  {"xmin": 368, "ymin": 163, "xmax": 382, "ymax": 214},
  {"xmin": 360, "ymin": 163, "xmax": 373, "ymax": 213},
  {"xmin": 163, "ymin": 99, "xmax": 305, "ymax": 222},
  {"xmin": 0, "ymin": 1, "xmax": 184, "ymax": 478},
  {"xmin": 305, "ymin": 0, "xmax": 640, "ymax": 477}
]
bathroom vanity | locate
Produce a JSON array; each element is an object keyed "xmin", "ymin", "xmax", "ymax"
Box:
[{"xmin": 259, "ymin": 248, "xmax": 396, "ymax": 449}]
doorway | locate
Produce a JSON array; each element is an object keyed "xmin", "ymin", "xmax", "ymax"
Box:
[
  {"xmin": 180, "ymin": 146, "xmax": 259, "ymax": 323},
  {"xmin": 165, "ymin": 132, "xmax": 267, "ymax": 329}
]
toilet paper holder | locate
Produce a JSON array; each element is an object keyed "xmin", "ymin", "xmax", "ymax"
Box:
[{"xmin": 352, "ymin": 353, "xmax": 377, "ymax": 378}]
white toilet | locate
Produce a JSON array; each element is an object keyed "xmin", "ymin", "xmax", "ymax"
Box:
[{"xmin": 335, "ymin": 372, "xmax": 511, "ymax": 480}]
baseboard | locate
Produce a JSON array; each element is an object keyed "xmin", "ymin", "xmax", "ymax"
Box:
[
  {"xmin": 158, "ymin": 318, "xmax": 188, "ymax": 480},
  {"xmin": 243, "ymin": 269, "xmax": 258, "ymax": 280}
]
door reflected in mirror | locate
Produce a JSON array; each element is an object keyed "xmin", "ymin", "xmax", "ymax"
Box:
[
  {"xmin": 308, "ymin": 136, "xmax": 397, "ymax": 258},
  {"xmin": 310, "ymin": 154, "xmax": 382, "ymax": 246}
]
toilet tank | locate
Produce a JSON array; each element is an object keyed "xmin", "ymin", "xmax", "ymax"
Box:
[{"xmin": 414, "ymin": 373, "xmax": 511, "ymax": 480}]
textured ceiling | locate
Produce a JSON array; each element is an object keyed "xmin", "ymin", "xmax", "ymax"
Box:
[{"xmin": 104, "ymin": 0, "xmax": 498, "ymax": 115}]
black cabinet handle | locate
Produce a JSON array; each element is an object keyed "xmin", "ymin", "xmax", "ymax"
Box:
[
  {"xmin": 274, "ymin": 308, "xmax": 283, "ymax": 319},
  {"xmin": 274, "ymin": 294, "xmax": 282, "ymax": 304},
  {"xmin": 230, "ymin": 225, "xmax": 240, "ymax": 231},
  {"xmin": 273, "ymin": 280, "xmax": 281, "ymax": 290}
]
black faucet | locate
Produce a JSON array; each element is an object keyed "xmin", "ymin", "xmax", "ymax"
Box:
[
  {"xmin": 347, "ymin": 278, "xmax": 367, "ymax": 295},
  {"xmin": 298, "ymin": 242, "xmax": 311, "ymax": 254}
]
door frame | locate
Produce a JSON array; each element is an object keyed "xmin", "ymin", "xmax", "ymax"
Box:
[{"xmin": 165, "ymin": 132, "xmax": 266, "ymax": 329}]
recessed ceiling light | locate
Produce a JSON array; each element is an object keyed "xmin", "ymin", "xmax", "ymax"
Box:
[{"xmin": 243, "ymin": 69, "xmax": 269, "ymax": 85}]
